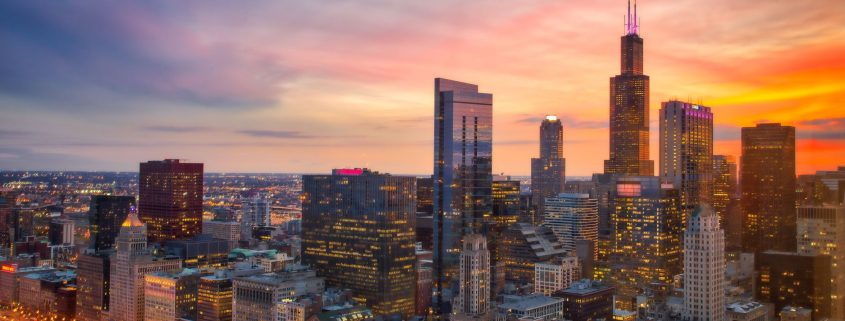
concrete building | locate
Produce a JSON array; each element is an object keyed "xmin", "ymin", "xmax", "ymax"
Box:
[
  {"xmin": 232, "ymin": 265, "xmax": 325, "ymax": 321},
  {"xmin": 144, "ymin": 268, "xmax": 201, "ymax": 321},
  {"xmin": 553, "ymin": 279, "xmax": 614, "ymax": 321},
  {"xmin": 454, "ymin": 234, "xmax": 492, "ymax": 320},
  {"xmin": 495, "ymin": 294, "xmax": 563, "ymax": 321},
  {"xmin": 500, "ymin": 223, "xmax": 568, "ymax": 284},
  {"xmin": 726, "ymin": 301, "xmax": 771, "ymax": 321},
  {"xmin": 682, "ymin": 205, "xmax": 726, "ymax": 321},
  {"xmin": 659, "ymin": 101, "xmax": 714, "ymax": 218},
  {"xmin": 797, "ymin": 205, "xmax": 845, "ymax": 321},
  {"xmin": 534, "ymin": 256, "xmax": 580, "ymax": 296},
  {"xmin": 543, "ymin": 193, "xmax": 598, "ymax": 258},
  {"xmin": 203, "ymin": 220, "xmax": 241, "ymax": 249}
]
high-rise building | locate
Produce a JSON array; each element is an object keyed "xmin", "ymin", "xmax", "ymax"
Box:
[
  {"xmin": 797, "ymin": 167, "xmax": 845, "ymax": 206},
  {"xmin": 109, "ymin": 208, "xmax": 182, "ymax": 321},
  {"xmin": 604, "ymin": 0, "xmax": 653, "ymax": 176},
  {"xmin": 144, "ymin": 268, "xmax": 201, "ymax": 321},
  {"xmin": 48, "ymin": 218, "xmax": 75, "ymax": 246},
  {"xmin": 453, "ymin": 234, "xmax": 491, "ymax": 320},
  {"xmin": 531, "ymin": 115, "xmax": 566, "ymax": 221},
  {"xmin": 203, "ymin": 220, "xmax": 241, "ymax": 249},
  {"xmin": 417, "ymin": 176, "xmax": 434, "ymax": 215},
  {"xmin": 197, "ymin": 274, "xmax": 233, "ymax": 321},
  {"xmin": 682, "ymin": 205, "xmax": 726, "ymax": 321},
  {"xmin": 240, "ymin": 195, "xmax": 270, "ymax": 242},
  {"xmin": 433, "ymin": 78, "xmax": 493, "ymax": 314},
  {"xmin": 741, "ymin": 123, "xmax": 796, "ymax": 253},
  {"xmin": 301, "ymin": 169, "xmax": 416, "ymax": 319},
  {"xmin": 543, "ymin": 193, "xmax": 599, "ymax": 258},
  {"xmin": 232, "ymin": 266, "xmax": 325, "ymax": 321},
  {"xmin": 607, "ymin": 176, "xmax": 683, "ymax": 310},
  {"xmin": 755, "ymin": 251, "xmax": 831, "ymax": 320},
  {"xmin": 553, "ymin": 279, "xmax": 615, "ymax": 321},
  {"xmin": 139, "ymin": 159, "xmax": 204, "ymax": 242},
  {"xmin": 534, "ymin": 256, "xmax": 580, "ymax": 296},
  {"xmin": 711, "ymin": 155, "xmax": 742, "ymax": 228},
  {"xmin": 659, "ymin": 101, "xmax": 713, "ymax": 217},
  {"xmin": 76, "ymin": 250, "xmax": 112, "ymax": 321},
  {"xmin": 491, "ymin": 177, "xmax": 521, "ymax": 282},
  {"xmin": 797, "ymin": 205, "xmax": 845, "ymax": 321},
  {"xmin": 89, "ymin": 195, "xmax": 134, "ymax": 252},
  {"xmin": 499, "ymin": 223, "xmax": 568, "ymax": 284}
]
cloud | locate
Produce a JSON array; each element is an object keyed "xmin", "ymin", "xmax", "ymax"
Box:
[
  {"xmin": 798, "ymin": 117, "xmax": 845, "ymax": 127},
  {"xmin": 513, "ymin": 114, "xmax": 606, "ymax": 129},
  {"xmin": 142, "ymin": 125, "xmax": 213, "ymax": 133},
  {"xmin": 236, "ymin": 130, "xmax": 318, "ymax": 139},
  {"xmin": 0, "ymin": 129, "xmax": 30, "ymax": 137}
]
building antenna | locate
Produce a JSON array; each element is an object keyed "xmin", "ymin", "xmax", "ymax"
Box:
[
  {"xmin": 626, "ymin": 0, "xmax": 631, "ymax": 34},
  {"xmin": 634, "ymin": 0, "xmax": 638, "ymax": 35}
]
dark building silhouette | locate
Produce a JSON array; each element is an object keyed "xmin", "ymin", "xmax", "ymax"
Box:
[
  {"xmin": 139, "ymin": 159, "xmax": 203, "ymax": 242},
  {"xmin": 89, "ymin": 195, "xmax": 134, "ymax": 252},
  {"xmin": 741, "ymin": 124, "xmax": 796, "ymax": 253},
  {"xmin": 531, "ymin": 115, "xmax": 566, "ymax": 222},
  {"xmin": 76, "ymin": 251, "xmax": 112, "ymax": 321},
  {"xmin": 755, "ymin": 251, "xmax": 831, "ymax": 320},
  {"xmin": 302, "ymin": 169, "xmax": 416, "ymax": 319},
  {"xmin": 554, "ymin": 280, "xmax": 615, "ymax": 321},
  {"xmin": 604, "ymin": 0, "xmax": 653, "ymax": 176},
  {"xmin": 432, "ymin": 78, "xmax": 493, "ymax": 315},
  {"xmin": 416, "ymin": 176, "xmax": 434, "ymax": 215}
]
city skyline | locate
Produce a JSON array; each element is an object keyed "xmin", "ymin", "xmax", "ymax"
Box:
[{"xmin": 1, "ymin": 1, "xmax": 843, "ymax": 175}]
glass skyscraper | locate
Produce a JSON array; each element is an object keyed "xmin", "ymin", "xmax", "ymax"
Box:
[
  {"xmin": 604, "ymin": 1, "xmax": 653, "ymax": 176},
  {"xmin": 138, "ymin": 159, "xmax": 204, "ymax": 242},
  {"xmin": 433, "ymin": 78, "xmax": 493, "ymax": 315},
  {"xmin": 88, "ymin": 195, "xmax": 135, "ymax": 252},
  {"xmin": 659, "ymin": 101, "xmax": 713, "ymax": 220}
]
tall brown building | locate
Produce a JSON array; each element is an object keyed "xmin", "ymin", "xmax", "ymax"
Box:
[
  {"xmin": 755, "ymin": 251, "xmax": 831, "ymax": 320},
  {"xmin": 604, "ymin": 1, "xmax": 653, "ymax": 176},
  {"xmin": 531, "ymin": 115, "xmax": 566, "ymax": 222},
  {"xmin": 712, "ymin": 155, "xmax": 737, "ymax": 226},
  {"xmin": 138, "ymin": 159, "xmax": 203, "ymax": 242},
  {"xmin": 741, "ymin": 124, "xmax": 796, "ymax": 253}
]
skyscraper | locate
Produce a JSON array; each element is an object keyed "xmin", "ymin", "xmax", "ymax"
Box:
[
  {"xmin": 240, "ymin": 195, "xmax": 270, "ymax": 242},
  {"xmin": 89, "ymin": 195, "xmax": 134, "ymax": 252},
  {"xmin": 301, "ymin": 168, "xmax": 417, "ymax": 319},
  {"xmin": 453, "ymin": 234, "xmax": 491, "ymax": 320},
  {"xmin": 139, "ymin": 159, "xmax": 203, "ymax": 242},
  {"xmin": 531, "ymin": 115, "xmax": 566, "ymax": 221},
  {"xmin": 433, "ymin": 78, "xmax": 493, "ymax": 314},
  {"xmin": 76, "ymin": 251, "xmax": 112, "ymax": 321},
  {"xmin": 543, "ymin": 193, "xmax": 599, "ymax": 258},
  {"xmin": 755, "ymin": 251, "xmax": 831, "ymax": 320},
  {"xmin": 712, "ymin": 155, "xmax": 737, "ymax": 227},
  {"xmin": 741, "ymin": 123, "xmax": 796, "ymax": 253},
  {"xmin": 604, "ymin": 0, "xmax": 653, "ymax": 176},
  {"xmin": 682, "ymin": 205, "xmax": 726, "ymax": 321},
  {"xmin": 659, "ymin": 101, "xmax": 713, "ymax": 216},
  {"xmin": 797, "ymin": 205, "xmax": 845, "ymax": 321}
]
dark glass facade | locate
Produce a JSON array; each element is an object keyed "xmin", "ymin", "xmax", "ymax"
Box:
[
  {"xmin": 301, "ymin": 169, "xmax": 417, "ymax": 319},
  {"xmin": 531, "ymin": 116, "xmax": 566, "ymax": 223},
  {"xmin": 76, "ymin": 251, "xmax": 111, "ymax": 321},
  {"xmin": 604, "ymin": 32, "xmax": 653, "ymax": 176},
  {"xmin": 139, "ymin": 159, "xmax": 203, "ymax": 242},
  {"xmin": 432, "ymin": 78, "xmax": 493, "ymax": 314},
  {"xmin": 756, "ymin": 251, "xmax": 831, "ymax": 320},
  {"xmin": 417, "ymin": 176, "xmax": 434, "ymax": 215},
  {"xmin": 741, "ymin": 123, "xmax": 796, "ymax": 253},
  {"xmin": 89, "ymin": 195, "xmax": 134, "ymax": 252}
]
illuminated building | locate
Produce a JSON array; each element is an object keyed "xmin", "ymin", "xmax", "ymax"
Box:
[
  {"xmin": 531, "ymin": 115, "xmax": 566, "ymax": 222},
  {"xmin": 491, "ymin": 177, "xmax": 521, "ymax": 294},
  {"xmin": 417, "ymin": 176, "xmax": 434, "ymax": 215},
  {"xmin": 713, "ymin": 155, "xmax": 739, "ymax": 248},
  {"xmin": 48, "ymin": 218, "xmax": 75, "ymax": 246},
  {"xmin": 198, "ymin": 274, "xmax": 233, "ymax": 321},
  {"xmin": 139, "ymin": 159, "xmax": 204, "ymax": 242},
  {"xmin": 534, "ymin": 256, "xmax": 580, "ymax": 296},
  {"xmin": 416, "ymin": 260, "xmax": 433, "ymax": 316},
  {"xmin": 797, "ymin": 167, "xmax": 845, "ymax": 206},
  {"xmin": 494, "ymin": 294, "xmax": 564, "ymax": 321},
  {"xmin": 726, "ymin": 301, "xmax": 771, "ymax": 321},
  {"xmin": 144, "ymin": 268, "xmax": 201, "ymax": 321},
  {"xmin": 18, "ymin": 270, "xmax": 77, "ymax": 319},
  {"xmin": 755, "ymin": 251, "xmax": 831, "ymax": 320},
  {"xmin": 0, "ymin": 264, "xmax": 55, "ymax": 305},
  {"xmin": 76, "ymin": 250, "xmax": 112, "ymax": 321},
  {"xmin": 607, "ymin": 176, "xmax": 682, "ymax": 310},
  {"xmin": 543, "ymin": 193, "xmax": 598, "ymax": 258},
  {"xmin": 203, "ymin": 220, "xmax": 241, "ymax": 249},
  {"xmin": 604, "ymin": 0, "xmax": 654, "ymax": 176},
  {"xmin": 316, "ymin": 306, "xmax": 375, "ymax": 321},
  {"xmin": 453, "ymin": 234, "xmax": 491, "ymax": 320},
  {"xmin": 797, "ymin": 205, "xmax": 845, "ymax": 320},
  {"xmin": 109, "ymin": 208, "xmax": 182, "ymax": 321},
  {"xmin": 240, "ymin": 195, "xmax": 270, "ymax": 242},
  {"xmin": 682, "ymin": 205, "xmax": 726, "ymax": 321},
  {"xmin": 232, "ymin": 266, "xmax": 325, "ymax": 321},
  {"xmin": 89, "ymin": 195, "xmax": 134, "ymax": 252},
  {"xmin": 164, "ymin": 234, "xmax": 230, "ymax": 269},
  {"xmin": 278, "ymin": 295, "xmax": 322, "ymax": 321},
  {"xmin": 553, "ymin": 279, "xmax": 615, "ymax": 321},
  {"xmin": 433, "ymin": 78, "xmax": 493, "ymax": 315},
  {"xmin": 500, "ymin": 223, "xmax": 567, "ymax": 284},
  {"xmin": 741, "ymin": 123, "xmax": 796, "ymax": 253},
  {"xmin": 301, "ymin": 168, "xmax": 416, "ymax": 319},
  {"xmin": 0, "ymin": 191, "xmax": 13, "ymax": 253},
  {"xmin": 659, "ymin": 101, "xmax": 713, "ymax": 218}
]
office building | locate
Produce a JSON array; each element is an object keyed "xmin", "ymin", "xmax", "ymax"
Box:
[
  {"xmin": 781, "ymin": 307, "xmax": 812, "ymax": 321},
  {"xmin": 454, "ymin": 234, "xmax": 491, "ymax": 320},
  {"xmin": 203, "ymin": 220, "xmax": 241, "ymax": 249},
  {"xmin": 139, "ymin": 159, "xmax": 204, "ymax": 242},
  {"xmin": 797, "ymin": 205, "xmax": 845, "ymax": 321},
  {"xmin": 726, "ymin": 301, "xmax": 771, "ymax": 321},
  {"xmin": 755, "ymin": 251, "xmax": 831, "ymax": 320},
  {"xmin": 144, "ymin": 268, "xmax": 201, "ymax": 321},
  {"xmin": 495, "ymin": 294, "xmax": 564, "ymax": 321},
  {"xmin": 196, "ymin": 267, "xmax": 265, "ymax": 321},
  {"xmin": 109, "ymin": 209, "xmax": 182, "ymax": 321},
  {"xmin": 164, "ymin": 234, "xmax": 230, "ymax": 269},
  {"xmin": 659, "ymin": 101, "xmax": 713, "ymax": 216},
  {"xmin": 499, "ymin": 223, "xmax": 568, "ymax": 284},
  {"xmin": 741, "ymin": 124, "xmax": 796, "ymax": 252},
  {"xmin": 417, "ymin": 176, "xmax": 434, "ymax": 215},
  {"xmin": 301, "ymin": 169, "xmax": 416, "ymax": 319},
  {"xmin": 543, "ymin": 193, "xmax": 598, "ymax": 258},
  {"xmin": 712, "ymin": 155, "xmax": 738, "ymax": 226},
  {"xmin": 76, "ymin": 250, "xmax": 112, "ymax": 321},
  {"xmin": 433, "ymin": 78, "xmax": 494, "ymax": 314},
  {"xmin": 240, "ymin": 195, "xmax": 270, "ymax": 242},
  {"xmin": 531, "ymin": 115, "xmax": 566, "ymax": 221},
  {"xmin": 534, "ymin": 256, "xmax": 581, "ymax": 296},
  {"xmin": 18, "ymin": 270, "xmax": 77, "ymax": 316},
  {"xmin": 48, "ymin": 218, "xmax": 75, "ymax": 246},
  {"xmin": 232, "ymin": 266, "xmax": 325, "ymax": 321},
  {"xmin": 682, "ymin": 205, "xmax": 726, "ymax": 321},
  {"xmin": 492, "ymin": 178, "xmax": 521, "ymax": 277},
  {"xmin": 604, "ymin": 1, "xmax": 653, "ymax": 176},
  {"xmin": 553, "ymin": 279, "xmax": 615, "ymax": 321},
  {"xmin": 89, "ymin": 195, "xmax": 134, "ymax": 252},
  {"xmin": 797, "ymin": 166, "xmax": 845, "ymax": 206}
]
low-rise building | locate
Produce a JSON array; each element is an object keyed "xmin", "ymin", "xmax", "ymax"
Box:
[
  {"xmin": 726, "ymin": 301, "xmax": 771, "ymax": 321},
  {"xmin": 495, "ymin": 294, "xmax": 564, "ymax": 321},
  {"xmin": 552, "ymin": 279, "xmax": 614, "ymax": 321},
  {"xmin": 534, "ymin": 256, "xmax": 580, "ymax": 296}
]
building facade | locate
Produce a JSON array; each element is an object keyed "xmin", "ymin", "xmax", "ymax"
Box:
[
  {"xmin": 531, "ymin": 115, "xmax": 566, "ymax": 221},
  {"xmin": 76, "ymin": 251, "xmax": 112, "ymax": 321},
  {"xmin": 543, "ymin": 193, "xmax": 599, "ymax": 258},
  {"xmin": 454, "ymin": 234, "xmax": 491, "ymax": 319},
  {"xmin": 144, "ymin": 269, "xmax": 201, "ymax": 321},
  {"xmin": 232, "ymin": 268, "xmax": 325, "ymax": 321},
  {"xmin": 203, "ymin": 220, "xmax": 241, "ymax": 249},
  {"xmin": 138, "ymin": 159, "xmax": 204, "ymax": 242},
  {"xmin": 741, "ymin": 124, "xmax": 796, "ymax": 253},
  {"xmin": 301, "ymin": 169, "xmax": 416, "ymax": 320},
  {"xmin": 499, "ymin": 223, "xmax": 568, "ymax": 284},
  {"xmin": 534, "ymin": 256, "xmax": 580, "ymax": 296},
  {"xmin": 755, "ymin": 251, "xmax": 831, "ymax": 320},
  {"xmin": 659, "ymin": 101, "xmax": 713, "ymax": 217},
  {"xmin": 89, "ymin": 195, "xmax": 134, "ymax": 252},
  {"xmin": 797, "ymin": 205, "xmax": 845, "ymax": 321},
  {"xmin": 554, "ymin": 279, "xmax": 615, "ymax": 321},
  {"xmin": 682, "ymin": 205, "xmax": 726, "ymax": 321},
  {"xmin": 433, "ymin": 78, "xmax": 494, "ymax": 315}
]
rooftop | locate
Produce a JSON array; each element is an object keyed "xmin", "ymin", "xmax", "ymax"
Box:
[{"xmin": 499, "ymin": 294, "xmax": 562, "ymax": 311}]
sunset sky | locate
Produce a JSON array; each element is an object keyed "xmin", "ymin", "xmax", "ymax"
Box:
[{"xmin": 1, "ymin": 0, "xmax": 843, "ymax": 176}]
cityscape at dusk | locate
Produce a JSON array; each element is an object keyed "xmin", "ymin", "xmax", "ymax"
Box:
[{"xmin": 0, "ymin": 1, "xmax": 844, "ymax": 321}]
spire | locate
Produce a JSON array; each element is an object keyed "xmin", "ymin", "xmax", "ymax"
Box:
[
  {"xmin": 121, "ymin": 205, "xmax": 145, "ymax": 228},
  {"xmin": 626, "ymin": 0, "xmax": 640, "ymax": 35}
]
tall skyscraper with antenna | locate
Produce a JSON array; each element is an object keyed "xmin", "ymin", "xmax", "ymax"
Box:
[{"xmin": 604, "ymin": 0, "xmax": 653, "ymax": 176}]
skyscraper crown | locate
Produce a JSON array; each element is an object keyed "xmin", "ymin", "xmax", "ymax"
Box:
[{"xmin": 625, "ymin": 0, "xmax": 640, "ymax": 35}]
